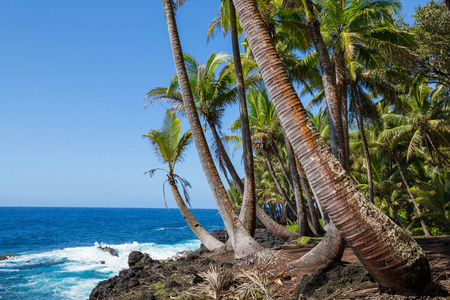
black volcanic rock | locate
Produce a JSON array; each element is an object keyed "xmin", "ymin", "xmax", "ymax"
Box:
[
  {"xmin": 0, "ymin": 254, "xmax": 14, "ymax": 261},
  {"xmin": 98, "ymin": 246, "xmax": 119, "ymax": 257}
]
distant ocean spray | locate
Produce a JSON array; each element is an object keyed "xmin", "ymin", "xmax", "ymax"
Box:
[{"xmin": 0, "ymin": 207, "xmax": 224, "ymax": 299}]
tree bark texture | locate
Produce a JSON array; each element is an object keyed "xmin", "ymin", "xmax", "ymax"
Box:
[
  {"xmin": 232, "ymin": 0, "xmax": 431, "ymax": 293},
  {"xmin": 207, "ymin": 119, "xmax": 244, "ymax": 194},
  {"xmin": 352, "ymin": 85, "xmax": 374, "ymax": 204},
  {"xmin": 283, "ymin": 130, "xmax": 307, "ymax": 236},
  {"xmin": 261, "ymin": 147, "xmax": 297, "ymax": 215},
  {"xmin": 256, "ymin": 205, "xmax": 300, "ymax": 241},
  {"xmin": 229, "ymin": 0, "xmax": 256, "ymax": 236},
  {"xmin": 307, "ymin": 17, "xmax": 345, "ymax": 165},
  {"xmin": 288, "ymin": 222, "xmax": 345, "ymax": 270},
  {"xmin": 296, "ymin": 158, "xmax": 321, "ymax": 236},
  {"xmin": 162, "ymin": 0, "xmax": 263, "ymax": 259},
  {"xmin": 169, "ymin": 179, "xmax": 224, "ymax": 251}
]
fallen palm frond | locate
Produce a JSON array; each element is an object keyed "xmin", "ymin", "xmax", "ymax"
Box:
[
  {"xmin": 188, "ymin": 264, "xmax": 235, "ymax": 300},
  {"xmin": 189, "ymin": 251, "xmax": 283, "ymax": 299},
  {"xmin": 237, "ymin": 249, "xmax": 283, "ymax": 267},
  {"xmin": 234, "ymin": 267, "xmax": 275, "ymax": 300}
]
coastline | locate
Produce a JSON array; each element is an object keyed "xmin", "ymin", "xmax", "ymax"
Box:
[{"xmin": 89, "ymin": 234, "xmax": 450, "ymax": 300}]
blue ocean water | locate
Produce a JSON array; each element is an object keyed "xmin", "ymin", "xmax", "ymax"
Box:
[{"xmin": 0, "ymin": 207, "xmax": 224, "ymax": 300}]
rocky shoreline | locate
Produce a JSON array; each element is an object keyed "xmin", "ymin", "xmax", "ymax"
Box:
[
  {"xmin": 89, "ymin": 229, "xmax": 285, "ymax": 299},
  {"xmin": 88, "ymin": 232, "xmax": 450, "ymax": 300}
]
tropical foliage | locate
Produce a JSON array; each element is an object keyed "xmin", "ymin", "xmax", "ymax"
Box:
[{"xmin": 150, "ymin": 0, "xmax": 450, "ymax": 294}]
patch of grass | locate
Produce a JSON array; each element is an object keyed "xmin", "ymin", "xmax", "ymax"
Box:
[
  {"xmin": 298, "ymin": 236, "xmax": 323, "ymax": 246},
  {"xmin": 286, "ymin": 223, "xmax": 299, "ymax": 233}
]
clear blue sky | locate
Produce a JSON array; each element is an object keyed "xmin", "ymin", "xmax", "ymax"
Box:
[{"xmin": 0, "ymin": 0, "xmax": 426, "ymax": 208}]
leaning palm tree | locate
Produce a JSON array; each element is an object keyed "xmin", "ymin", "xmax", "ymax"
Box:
[
  {"xmin": 147, "ymin": 51, "xmax": 261, "ymax": 236},
  {"xmin": 143, "ymin": 112, "xmax": 224, "ymax": 251},
  {"xmin": 160, "ymin": 0, "xmax": 263, "ymax": 259},
  {"xmin": 232, "ymin": 0, "xmax": 431, "ymax": 294}
]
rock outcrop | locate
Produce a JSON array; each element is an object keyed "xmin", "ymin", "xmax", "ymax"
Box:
[
  {"xmin": 0, "ymin": 254, "xmax": 14, "ymax": 261},
  {"xmin": 98, "ymin": 246, "xmax": 119, "ymax": 257}
]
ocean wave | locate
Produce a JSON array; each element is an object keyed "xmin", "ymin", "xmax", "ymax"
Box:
[
  {"xmin": 0, "ymin": 239, "xmax": 201, "ymax": 300},
  {"xmin": 154, "ymin": 225, "xmax": 188, "ymax": 231}
]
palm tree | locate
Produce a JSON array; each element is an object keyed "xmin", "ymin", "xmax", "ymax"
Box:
[
  {"xmin": 229, "ymin": 0, "xmax": 257, "ymax": 236},
  {"xmin": 382, "ymin": 84, "xmax": 450, "ymax": 168},
  {"xmin": 411, "ymin": 169, "xmax": 450, "ymax": 232},
  {"xmin": 143, "ymin": 112, "xmax": 224, "ymax": 251},
  {"xmin": 228, "ymin": 87, "xmax": 302, "ymax": 241},
  {"xmin": 232, "ymin": 0, "xmax": 431, "ymax": 293},
  {"xmin": 160, "ymin": 0, "xmax": 263, "ymax": 259},
  {"xmin": 147, "ymin": 51, "xmax": 260, "ymax": 235}
]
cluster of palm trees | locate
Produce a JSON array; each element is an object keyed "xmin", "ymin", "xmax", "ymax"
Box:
[{"xmin": 143, "ymin": 0, "xmax": 449, "ymax": 295}]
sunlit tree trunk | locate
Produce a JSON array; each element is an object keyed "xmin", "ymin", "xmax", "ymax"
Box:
[
  {"xmin": 168, "ymin": 178, "xmax": 224, "ymax": 251},
  {"xmin": 207, "ymin": 119, "xmax": 244, "ymax": 194},
  {"xmin": 283, "ymin": 130, "xmax": 307, "ymax": 236},
  {"xmin": 256, "ymin": 205, "xmax": 299, "ymax": 241},
  {"xmin": 229, "ymin": 0, "xmax": 256, "ymax": 236},
  {"xmin": 162, "ymin": 0, "xmax": 263, "ymax": 259},
  {"xmin": 232, "ymin": 0, "xmax": 431, "ymax": 293},
  {"xmin": 296, "ymin": 158, "xmax": 321, "ymax": 236}
]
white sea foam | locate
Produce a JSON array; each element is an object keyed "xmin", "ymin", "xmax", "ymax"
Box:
[{"xmin": 0, "ymin": 239, "xmax": 201, "ymax": 300}]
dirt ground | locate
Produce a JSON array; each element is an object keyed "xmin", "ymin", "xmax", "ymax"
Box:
[
  {"xmin": 90, "ymin": 236, "xmax": 450, "ymax": 300},
  {"xmin": 199, "ymin": 236, "xmax": 450, "ymax": 299}
]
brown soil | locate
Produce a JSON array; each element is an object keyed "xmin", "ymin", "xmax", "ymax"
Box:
[{"xmin": 89, "ymin": 235, "xmax": 450, "ymax": 300}]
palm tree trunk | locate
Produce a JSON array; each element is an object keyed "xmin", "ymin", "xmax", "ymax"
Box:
[
  {"xmin": 296, "ymin": 158, "xmax": 322, "ymax": 236},
  {"xmin": 391, "ymin": 153, "xmax": 431, "ymax": 237},
  {"xmin": 229, "ymin": 0, "xmax": 256, "ymax": 236},
  {"xmin": 232, "ymin": 0, "xmax": 431, "ymax": 293},
  {"xmin": 352, "ymin": 85, "xmax": 374, "ymax": 204},
  {"xmin": 255, "ymin": 205, "xmax": 299, "ymax": 241},
  {"xmin": 288, "ymin": 222, "xmax": 345, "ymax": 270},
  {"xmin": 335, "ymin": 54, "xmax": 350, "ymax": 170},
  {"xmin": 207, "ymin": 120, "xmax": 244, "ymax": 194},
  {"xmin": 425, "ymin": 133, "xmax": 450, "ymax": 168},
  {"xmin": 261, "ymin": 147, "xmax": 297, "ymax": 215},
  {"xmin": 162, "ymin": 0, "xmax": 263, "ymax": 259},
  {"xmin": 300, "ymin": 1, "xmax": 349, "ymax": 265},
  {"xmin": 303, "ymin": 0, "xmax": 346, "ymax": 165},
  {"xmin": 270, "ymin": 141, "xmax": 294, "ymax": 192},
  {"xmin": 283, "ymin": 130, "xmax": 307, "ymax": 236},
  {"xmin": 169, "ymin": 179, "xmax": 224, "ymax": 251}
]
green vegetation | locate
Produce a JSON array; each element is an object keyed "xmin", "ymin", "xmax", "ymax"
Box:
[{"xmin": 151, "ymin": 0, "xmax": 450, "ymax": 294}]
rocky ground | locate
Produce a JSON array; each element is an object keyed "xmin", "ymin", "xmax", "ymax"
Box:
[{"xmin": 89, "ymin": 230, "xmax": 450, "ymax": 300}]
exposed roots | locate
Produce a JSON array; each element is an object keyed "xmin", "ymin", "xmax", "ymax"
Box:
[{"xmin": 288, "ymin": 222, "xmax": 345, "ymax": 272}]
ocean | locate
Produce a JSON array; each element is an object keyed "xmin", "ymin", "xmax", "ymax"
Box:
[{"xmin": 0, "ymin": 207, "xmax": 224, "ymax": 300}]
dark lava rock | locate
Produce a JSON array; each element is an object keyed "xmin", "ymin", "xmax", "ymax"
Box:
[
  {"xmin": 292, "ymin": 261, "xmax": 375, "ymax": 300},
  {"xmin": 128, "ymin": 251, "xmax": 154, "ymax": 271},
  {"xmin": 98, "ymin": 246, "xmax": 119, "ymax": 257},
  {"xmin": 130, "ymin": 293, "xmax": 156, "ymax": 300},
  {"xmin": 0, "ymin": 254, "xmax": 14, "ymax": 261}
]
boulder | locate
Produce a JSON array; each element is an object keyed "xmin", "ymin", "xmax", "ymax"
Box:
[
  {"xmin": 0, "ymin": 254, "xmax": 15, "ymax": 261},
  {"xmin": 128, "ymin": 251, "xmax": 154, "ymax": 270},
  {"xmin": 98, "ymin": 246, "xmax": 119, "ymax": 257}
]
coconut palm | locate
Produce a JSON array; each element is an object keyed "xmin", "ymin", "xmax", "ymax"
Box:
[
  {"xmin": 411, "ymin": 169, "xmax": 450, "ymax": 232},
  {"xmin": 160, "ymin": 0, "xmax": 263, "ymax": 259},
  {"xmin": 382, "ymin": 84, "xmax": 450, "ymax": 168},
  {"xmin": 232, "ymin": 0, "xmax": 431, "ymax": 293},
  {"xmin": 143, "ymin": 112, "xmax": 224, "ymax": 251}
]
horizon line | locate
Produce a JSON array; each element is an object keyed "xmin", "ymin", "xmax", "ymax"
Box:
[{"xmin": 0, "ymin": 205, "xmax": 219, "ymax": 210}]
